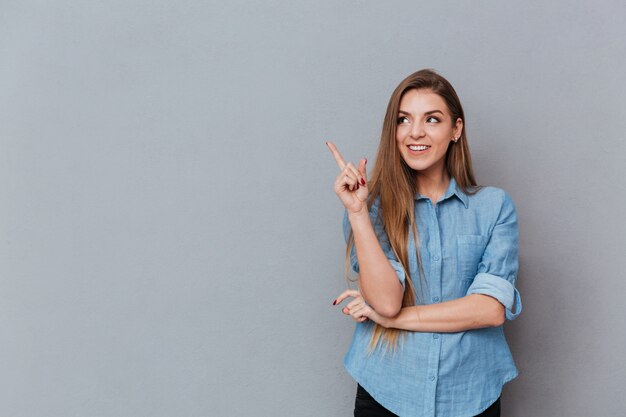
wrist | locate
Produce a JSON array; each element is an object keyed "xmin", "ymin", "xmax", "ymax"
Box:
[{"xmin": 347, "ymin": 204, "xmax": 370, "ymax": 223}]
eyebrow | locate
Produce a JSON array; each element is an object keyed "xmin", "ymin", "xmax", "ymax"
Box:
[{"xmin": 398, "ymin": 109, "xmax": 445, "ymax": 116}]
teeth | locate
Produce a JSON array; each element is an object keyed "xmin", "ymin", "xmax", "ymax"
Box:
[{"xmin": 409, "ymin": 145, "xmax": 430, "ymax": 151}]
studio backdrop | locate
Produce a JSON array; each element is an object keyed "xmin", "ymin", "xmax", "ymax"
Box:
[{"xmin": 1, "ymin": 1, "xmax": 625, "ymax": 416}]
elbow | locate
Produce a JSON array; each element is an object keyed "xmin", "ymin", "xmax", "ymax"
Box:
[
  {"xmin": 490, "ymin": 303, "xmax": 506, "ymax": 327},
  {"xmin": 370, "ymin": 290, "xmax": 402, "ymax": 318},
  {"xmin": 376, "ymin": 302, "xmax": 402, "ymax": 318},
  {"xmin": 474, "ymin": 294, "xmax": 506, "ymax": 327},
  {"xmin": 360, "ymin": 279, "xmax": 404, "ymax": 318}
]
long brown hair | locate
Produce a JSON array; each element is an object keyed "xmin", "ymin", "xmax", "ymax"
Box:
[{"xmin": 345, "ymin": 69, "xmax": 479, "ymax": 352}]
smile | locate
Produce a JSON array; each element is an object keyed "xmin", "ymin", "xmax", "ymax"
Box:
[{"xmin": 408, "ymin": 145, "xmax": 430, "ymax": 152}]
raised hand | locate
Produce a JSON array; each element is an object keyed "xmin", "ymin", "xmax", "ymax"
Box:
[{"xmin": 326, "ymin": 141, "xmax": 368, "ymax": 214}]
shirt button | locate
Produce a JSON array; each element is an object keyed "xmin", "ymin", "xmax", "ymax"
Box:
[
  {"xmin": 432, "ymin": 255, "xmax": 440, "ymax": 261},
  {"xmin": 432, "ymin": 297, "xmax": 440, "ymax": 302},
  {"xmin": 433, "ymin": 334, "xmax": 439, "ymax": 339},
  {"xmin": 429, "ymin": 375, "xmax": 436, "ymax": 381}
]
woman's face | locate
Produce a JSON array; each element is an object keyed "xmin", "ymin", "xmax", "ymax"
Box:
[{"xmin": 395, "ymin": 89, "xmax": 463, "ymax": 177}]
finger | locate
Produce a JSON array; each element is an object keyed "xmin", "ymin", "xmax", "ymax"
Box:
[
  {"xmin": 346, "ymin": 297, "xmax": 364, "ymax": 310},
  {"xmin": 357, "ymin": 316, "xmax": 368, "ymax": 322},
  {"xmin": 350, "ymin": 304, "xmax": 369, "ymax": 320},
  {"xmin": 349, "ymin": 302, "xmax": 367, "ymax": 315},
  {"xmin": 334, "ymin": 289, "xmax": 361, "ymax": 305},
  {"xmin": 335, "ymin": 174, "xmax": 358, "ymax": 192},
  {"xmin": 341, "ymin": 167, "xmax": 358, "ymax": 184},
  {"xmin": 326, "ymin": 141, "xmax": 347, "ymax": 170},
  {"xmin": 346, "ymin": 162, "xmax": 360, "ymax": 178},
  {"xmin": 343, "ymin": 167, "xmax": 359, "ymax": 190},
  {"xmin": 336, "ymin": 168, "xmax": 359, "ymax": 191},
  {"xmin": 358, "ymin": 158, "xmax": 367, "ymax": 185},
  {"xmin": 345, "ymin": 162, "xmax": 364, "ymax": 187}
]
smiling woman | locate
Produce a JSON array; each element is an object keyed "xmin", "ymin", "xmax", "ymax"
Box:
[
  {"xmin": 327, "ymin": 69, "xmax": 521, "ymax": 417},
  {"xmin": 395, "ymin": 90, "xmax": 463, "ymax": 183}
]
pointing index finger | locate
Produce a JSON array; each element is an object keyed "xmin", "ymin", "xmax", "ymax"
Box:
[
  {"xmin": 334, "ymin": 289, "xmax": 361, "ymax": 305},
  {"xmin": 326, "ymin": 141, "xmax": 346, "ymax": 170}
]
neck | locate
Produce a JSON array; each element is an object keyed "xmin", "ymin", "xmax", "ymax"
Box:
[{"xmin": 415, "ymin": 170, "xmax": 450, "ymax": 202}]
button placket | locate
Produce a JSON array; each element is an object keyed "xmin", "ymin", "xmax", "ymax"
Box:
[
  {"xmin": 422, "ymin": 202, "xmax": 443, "ymax": 417},
  {"xmin": 428, "ymin": 202, "xmax": 443, "ymax": 304}
]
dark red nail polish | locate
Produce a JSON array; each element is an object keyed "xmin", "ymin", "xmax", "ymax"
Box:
[
  {"xmin": 360, "ymin": 178, "xmax": 366, "ymax": 185},
  {"xmin": 332, "ymin": 299, "xmax": 337, "ymax": 305}
]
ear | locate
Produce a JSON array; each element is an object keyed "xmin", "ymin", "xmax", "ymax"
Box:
[{"xmin": 453, "ymin": 117, "xmax": 463, "ymax": 140}]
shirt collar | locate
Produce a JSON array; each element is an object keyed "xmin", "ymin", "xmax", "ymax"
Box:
[{"xmin": 414, "ymin": 176, "xmax": 469, "ymax": 208}]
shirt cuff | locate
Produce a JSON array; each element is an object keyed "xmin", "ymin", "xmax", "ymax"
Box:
[{"xmin": 466, "ymin": 272, "xmax": 522, "ymax": 321}]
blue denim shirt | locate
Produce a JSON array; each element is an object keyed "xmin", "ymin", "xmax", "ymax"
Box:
[{"xmin": 342, "ymin": 177, "xmax": 522, "ymax": 417}]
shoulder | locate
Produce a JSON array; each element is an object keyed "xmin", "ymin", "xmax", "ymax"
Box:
[
  {"xmin": 467, "ymin": 186, "xmax": 517, "ymax": 222},
  {"xmin": 470, "ymin": 185, "xmax": 515, "ymax": 207}
]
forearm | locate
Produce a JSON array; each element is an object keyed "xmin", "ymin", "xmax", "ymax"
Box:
[
  {"xmin": 378, "ymin": 294, "xmax": 505, "ymax": 332},
  {"xmin": 349, "ymin": 208, "xmax": 403, "ymax": 317}
]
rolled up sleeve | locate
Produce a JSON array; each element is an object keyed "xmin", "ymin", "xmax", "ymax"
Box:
[
  {"xmin": 342, "ymin": 201, "xmax": 407, "ymax": 289},
  {"xmin": 466, "ymin": 192, "xmax": 522, "ymax": 321}
]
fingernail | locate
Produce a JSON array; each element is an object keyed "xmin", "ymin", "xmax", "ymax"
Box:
[
  {"xmin": 332, "ymin": 299, "xmax": 337, "ymax": 305},
  {"xmin": 360, "ymin": 178, "xmax": 366, "ymax": 185}
]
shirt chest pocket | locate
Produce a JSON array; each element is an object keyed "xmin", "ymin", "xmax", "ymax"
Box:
[{"xmin": 456, "ymin": 234, "xmax": 489, "ymax": 289}]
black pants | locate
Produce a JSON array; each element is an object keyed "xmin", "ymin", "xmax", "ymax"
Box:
[{"xmin": 354, "ymin": 384, "xmax": 501, "ymax": 417}]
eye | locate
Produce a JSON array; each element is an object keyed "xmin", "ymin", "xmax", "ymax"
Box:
[
  {"xmin": 426, "ymin": 116, "xmax": 440, "ymax": 123},
  {"xmin": 397, "ymin": 116, "xmax": 409, "ymax": 124}
]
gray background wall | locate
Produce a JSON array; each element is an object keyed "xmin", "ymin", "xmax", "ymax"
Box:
[{"xmin": 1, "ymin": 1, "xmax": 625, "ymax": 416}]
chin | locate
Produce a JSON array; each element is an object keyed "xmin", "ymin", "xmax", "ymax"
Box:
[
  {"xmin": 401, "ymin": 156, "xmax": 444, "ymax": 175},
  {"xmin": 401, "ymin": 157, "xmax": 433, "ymax": 172}
]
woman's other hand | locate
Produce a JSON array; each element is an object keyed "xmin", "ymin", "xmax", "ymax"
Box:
[
  {"xmin": 326, "ymin": 142, "xmax": 368, "ymax": 214},
  {"xmin": 333, "ymin": 289, "xmax": 386, "ymax": 326}
]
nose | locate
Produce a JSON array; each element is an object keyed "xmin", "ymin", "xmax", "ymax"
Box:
[{"xmin": 410, "ymin": 121, "xmax": 425, "ymax": 139}]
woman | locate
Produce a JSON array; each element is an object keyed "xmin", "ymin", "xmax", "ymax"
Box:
[{"xmin": 326, "ymin": 69, "xmax": 522, "ymax": 417}]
